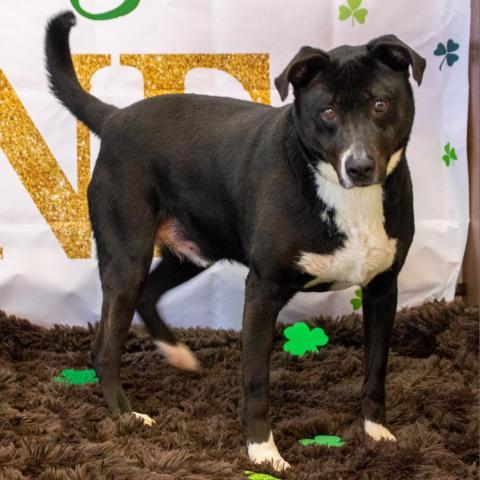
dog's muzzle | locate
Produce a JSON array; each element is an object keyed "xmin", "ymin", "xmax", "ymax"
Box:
[{"xmin": 345, "ymin": 153, "xmax": 376, "ymax": 186}]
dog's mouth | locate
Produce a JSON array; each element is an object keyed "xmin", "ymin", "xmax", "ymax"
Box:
[
  {"xmin": 338, "ymin": 173, "xmax": 382, "ymax": 189},
  {"xmin": 341, "ymin": 177, "xmax": 381, "ymax": 189}
]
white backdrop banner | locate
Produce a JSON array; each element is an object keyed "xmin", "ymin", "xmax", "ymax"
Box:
[{"xmin": 0, "ymin": 0, "xmax": 470, "ymax": 328}]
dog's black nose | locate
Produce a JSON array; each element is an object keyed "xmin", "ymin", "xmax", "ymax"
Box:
[{"xmin": 345, "ymin": 155, "xmax": 375, "ymax": 184}]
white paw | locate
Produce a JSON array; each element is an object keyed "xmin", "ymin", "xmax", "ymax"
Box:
[
  {"xmin": 155, "ymin": 341, "xmax": 201, "ymax": 372},
  {"xmin": 365, "ymin": 419, "xmax": 397, "ymax": 441},
  {"xmin": 247, "ymin": 431, "xmax": 291, "ymax": 472},
  {"xmin": 132, "ymin": 411, "xmax": 156, "ymax": 427}
]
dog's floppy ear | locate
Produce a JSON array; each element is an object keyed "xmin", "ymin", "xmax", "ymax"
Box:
[
  {"xmin": 274, "ymin": 46, "xmax": 330, "ymax": 101},
  {"xmin": 367, "ymin": 35, "xmax": 426, "ymax": 86}
]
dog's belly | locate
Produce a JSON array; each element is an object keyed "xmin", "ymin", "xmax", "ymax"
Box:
[
  {"xmin": 155, "ymin": 218, "xmax": 212, "ymax": 268},
  {"xmin": 299, "ymin": 229, "xmax": 397, "ymax": 289}
]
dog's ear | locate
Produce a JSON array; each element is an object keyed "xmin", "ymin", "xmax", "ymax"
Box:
[
  {"xmin": 367, "ymin": 35, "xmax": 426, "ymax": 86},
  {"xmin": 274, "ymin": 46, "xmax": 330, "ymax": 101}
]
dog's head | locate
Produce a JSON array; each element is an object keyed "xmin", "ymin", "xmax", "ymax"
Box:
[{"xmin": 275, "ymin": 35, "xmax": 426, "ymax": 188}]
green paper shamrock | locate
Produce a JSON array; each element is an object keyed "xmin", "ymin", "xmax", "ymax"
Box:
[
  {"xmin": 245, "ymin": 471, "xmax": 281, "ymax": 480},
  {"xmin": 442, "ymin": 142, "xmax": 458, "ymax": 167},
  {"xmin": 283, "ymin": 322, "xmax": 329, "ymax": 356},
  {"xmin": 350, "ymin": 288, "xmax": 363, "ymax": 311},
  {"xmin": 434, "ymin": 39, "xmax": 459, "ymax": 70},
  {"xmin": 299, "ymin": 435, "xmax": 345, "ymax": 447},
  {"xmin": 53, "ymin": 368, "xmax": 99, "ymax": 385},
  {"xmin": 339, "ymin": 0, "xmax": 368, "ymax": 26}
]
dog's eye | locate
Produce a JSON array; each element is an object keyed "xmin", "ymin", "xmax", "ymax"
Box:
[
  {"xmin": 374, "ymin": 99, "xmax": 388, "ymax": 113},
  {"xmin": 320, "ymin": 107, "xmax": 336, "ymax": 121}
]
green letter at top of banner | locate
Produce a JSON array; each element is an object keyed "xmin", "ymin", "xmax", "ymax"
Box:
[{"xmin": 70, "ymin": 0, "xmax": 141, "ymax": 20}]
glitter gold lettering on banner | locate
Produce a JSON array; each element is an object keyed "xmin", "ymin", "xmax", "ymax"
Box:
[
  {"xmin": 120, "ymin": 54, "xmax": 270, "ymax": 104},
  {"xmin": 0, "ymin": 55, "xmax": 110, "ymax": 258}
]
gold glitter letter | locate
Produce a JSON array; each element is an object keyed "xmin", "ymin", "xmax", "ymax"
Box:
[
  {"xmin": 120, "ymin": 53, "xmax": 270, "ymax": 104},
  {"xmin": 0, "ymin": 55, "xmax": 110, "ymax": 258}
]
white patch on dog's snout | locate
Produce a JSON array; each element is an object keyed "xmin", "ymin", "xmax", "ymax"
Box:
[
  {"xmin": 247, "ymin": 431, "xmax": 291, "ymax": 471},
  {"xmin": 132, "ymin": 411, "xmax": 156, "ymax": 427},
  {"xmin": 365, "ymin": 420, "xmax": 397, "ymax": 441},
  {"xmin": 339, "ymin": 145, "xmax": 355, "ymax": 188},
  {"xmin": 155, "ymin": 341, "xmax": 201, "ymax": 372},
  {"xmin": 386, "ymin": 148, "xmax": 404, "ymax": 175}
]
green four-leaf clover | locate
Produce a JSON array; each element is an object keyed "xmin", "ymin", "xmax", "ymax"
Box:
[
  {"xmin": 434, "ymin": 39, "xmax": 460, "ymax": 70},
  {"xmin": 53, "ymin": 368, "xmax": 99, "ymax": 385},
  {"xmin": 442, "ymin": 142, "xmax": 458, "ymax": 167},
  {"xmin": 339, "ymin": 0, "xmax": 368, "ymax": 26},
  {"xmin": 245, "ymin": 471, "xmax": 281, "ymax": 480},
  {"xmin": 350, "ymin": 288, "xmax": 363, "ymax": 311},
  {"xmin": 299, "ymin": 435, "xmax": 345, "ymax": 447},
  {"xmin": 283, "ymin": 322, "xmax": 329, "ymax": 356}
]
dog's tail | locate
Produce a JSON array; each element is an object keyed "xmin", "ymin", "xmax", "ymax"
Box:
[{"xmin": 45, "ymin": 11, "xmax": 117, "ymax": 136}]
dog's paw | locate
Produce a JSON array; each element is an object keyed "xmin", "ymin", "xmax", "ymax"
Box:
[
  {"xmin": 132, "ymin": 411, "xmax": 156, "ymax": 427},
  {"xmin": 365, "ymin": 420, "xmax": 396, "ymax": 441},
  {"xmin": 155, "ymin": 341, "xmax": 201, "ymax": 372},
  {"xmin": 247, "ymin": 432, "xmax": 291, "ymax": 472}
]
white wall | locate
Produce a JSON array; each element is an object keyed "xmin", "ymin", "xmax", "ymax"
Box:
[{"xmin": 0, "ymin": 0, "xmax": 470, "ymax": 328}]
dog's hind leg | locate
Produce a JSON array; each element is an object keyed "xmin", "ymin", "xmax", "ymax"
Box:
[
  {"xmin": 93, "ymin": 258, "xmax": 152, "ymax": 417},
  {"xmin": 89, "ymin": 188, "xmax": 157, "ymax": 419},
  {"xmin": 137, "ymin": 251, "xmax": 204, "ymax": 372},
  {"xmin": 92, "ymin": 255, "xmax": 154, "ymax": 418}
]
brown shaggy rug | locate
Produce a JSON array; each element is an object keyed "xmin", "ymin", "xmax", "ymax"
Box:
[{"xmin": 0, "ymin": 300, "xmax": 478, "ymax": 480}]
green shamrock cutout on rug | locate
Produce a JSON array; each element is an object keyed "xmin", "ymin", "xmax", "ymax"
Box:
[
  {"xmin": 245, "ymin": 471, "xmax": 281, "ymax": 480},
  {"xmin": 53, "ymin": 368, "xmax": 99, "ymax": 385},
  {"xmin": 442, "ymin": 142, "xmax": 458, "ymax": 167},
  {"xmin": 283, "ymin": 322, "xmax": 329, "ymax": 356},
  {"xmin": 299, "ymin": 435, "xmax": 345, "ymax": 448},
  {"xmin": 350, "ymin": 288, "xmax": 363, "ymax": 311},
  {"xmin": 339, "ymin": 0, "xmax": 368, "ymax": 26},
  {"xmin": 434, "ymin": 39, "xmax": 460, "ymax": 70}
]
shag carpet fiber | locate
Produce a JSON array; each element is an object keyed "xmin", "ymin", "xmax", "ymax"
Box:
[{"xmin": 0, "ymin": 300, "xmax": 478, "ymax": 479}]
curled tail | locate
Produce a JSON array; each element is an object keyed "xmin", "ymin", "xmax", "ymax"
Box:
[{"xmin": 45, "ymin": 11, "xmax": 117, "ymax": 136}]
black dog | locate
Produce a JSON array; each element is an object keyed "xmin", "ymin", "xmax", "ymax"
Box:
[{"xmin": 45, "ymin": 11, "xmax": 425, "ymax": 470}]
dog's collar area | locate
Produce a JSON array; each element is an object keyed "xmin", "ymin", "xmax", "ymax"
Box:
[{"xmin": 294, "ymin": 130, "xmax": 324, "ymax": 167}]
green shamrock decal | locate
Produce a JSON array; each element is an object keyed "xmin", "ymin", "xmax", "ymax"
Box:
[
  {"xmin": 339, "ymin": 0, "xmax": 368, "ymax": 26},
  {"xmin": 442, "ymin": 142, "xmax": 458, "ymax": 167},
  {"xmin": 70, "ymin": 0, "xmax": 141, "ymax": 20},
  {"xmin": 283, "ymin": 322, "xmax": 329, "ymax": 356},
  {"xmin": 245, "ymin": 471, "xmax": 280, "ymax": 480},
  {"xmin": 350, "ymin": 288, "xmax": 363, "ymax": 311},
  {"xmin": 299, "ymin": 435, "xmax": 345, "ymax": 448},
  {"xmin": 434, "ymin": 39, "xmax": 459, "ymax": 70},
  {"xmin": 53, "ymin": 368, "xmax": 99, "ymax": 385}
]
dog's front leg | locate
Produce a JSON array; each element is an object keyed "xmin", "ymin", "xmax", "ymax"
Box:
[
  {"xmin": 242, "ymin": 271, "xmax": 292, "ymax": 471},
  {"xmin": 361, "ymin": 272, "xmax": 398, "ymax": 442}
]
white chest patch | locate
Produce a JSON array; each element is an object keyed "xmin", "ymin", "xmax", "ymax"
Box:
[{"xmin": 298, "ymin": 165, "xmax": 397, "ymax": 289}]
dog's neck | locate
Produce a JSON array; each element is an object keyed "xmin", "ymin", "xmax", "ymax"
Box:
[
  {"xmin": 309, "ymin": 147, "xmax": 404, "ymax": 234},
  {"xmin": 313, "ymin": 165, "xmax": 385, "ymax": 231}
]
